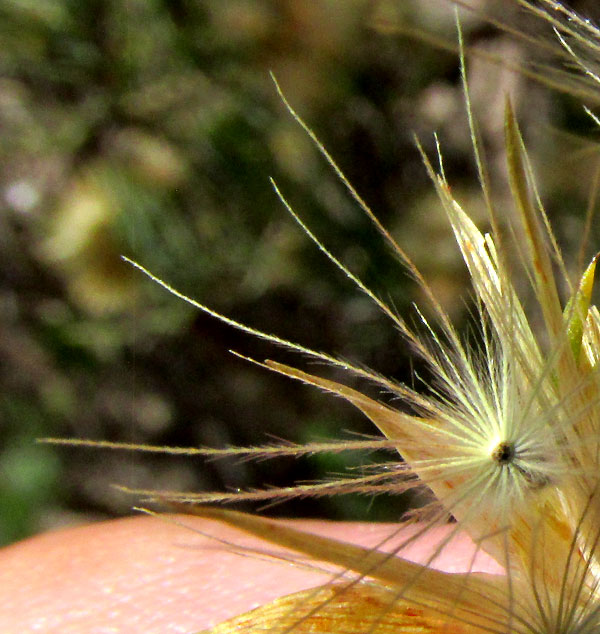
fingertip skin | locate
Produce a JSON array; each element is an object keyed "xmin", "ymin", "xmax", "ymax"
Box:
[
  {"xmin": 0, "ymin": 515, "xmax": 501, "ymax": 633},
  {"xmin": 0, "ymin": 514, "xmax": 317, "ymax": 632}
]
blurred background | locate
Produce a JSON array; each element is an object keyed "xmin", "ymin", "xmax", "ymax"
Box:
[{"xmin": 1, "ymin": 0, "xmax": 599, "ymax": 546}]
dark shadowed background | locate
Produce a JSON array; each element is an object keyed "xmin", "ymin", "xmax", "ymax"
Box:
[{"xmin": 1, "ymin": 0, "xmax": 599, "ymax": 545}]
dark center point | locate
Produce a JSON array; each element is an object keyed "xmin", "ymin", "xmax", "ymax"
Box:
[{"xmin": 492, "ymin": 441, "xmax": 515, "ymax": 464}]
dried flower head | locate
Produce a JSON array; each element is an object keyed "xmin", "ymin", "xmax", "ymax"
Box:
[{"xmin": 44, "ymin": 2, "xmax": 600, "ymax": 633}]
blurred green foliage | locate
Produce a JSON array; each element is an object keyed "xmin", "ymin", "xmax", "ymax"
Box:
[{"xmin": 1, "ymin": 0, "xmax": 599, "ymax": 545}]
